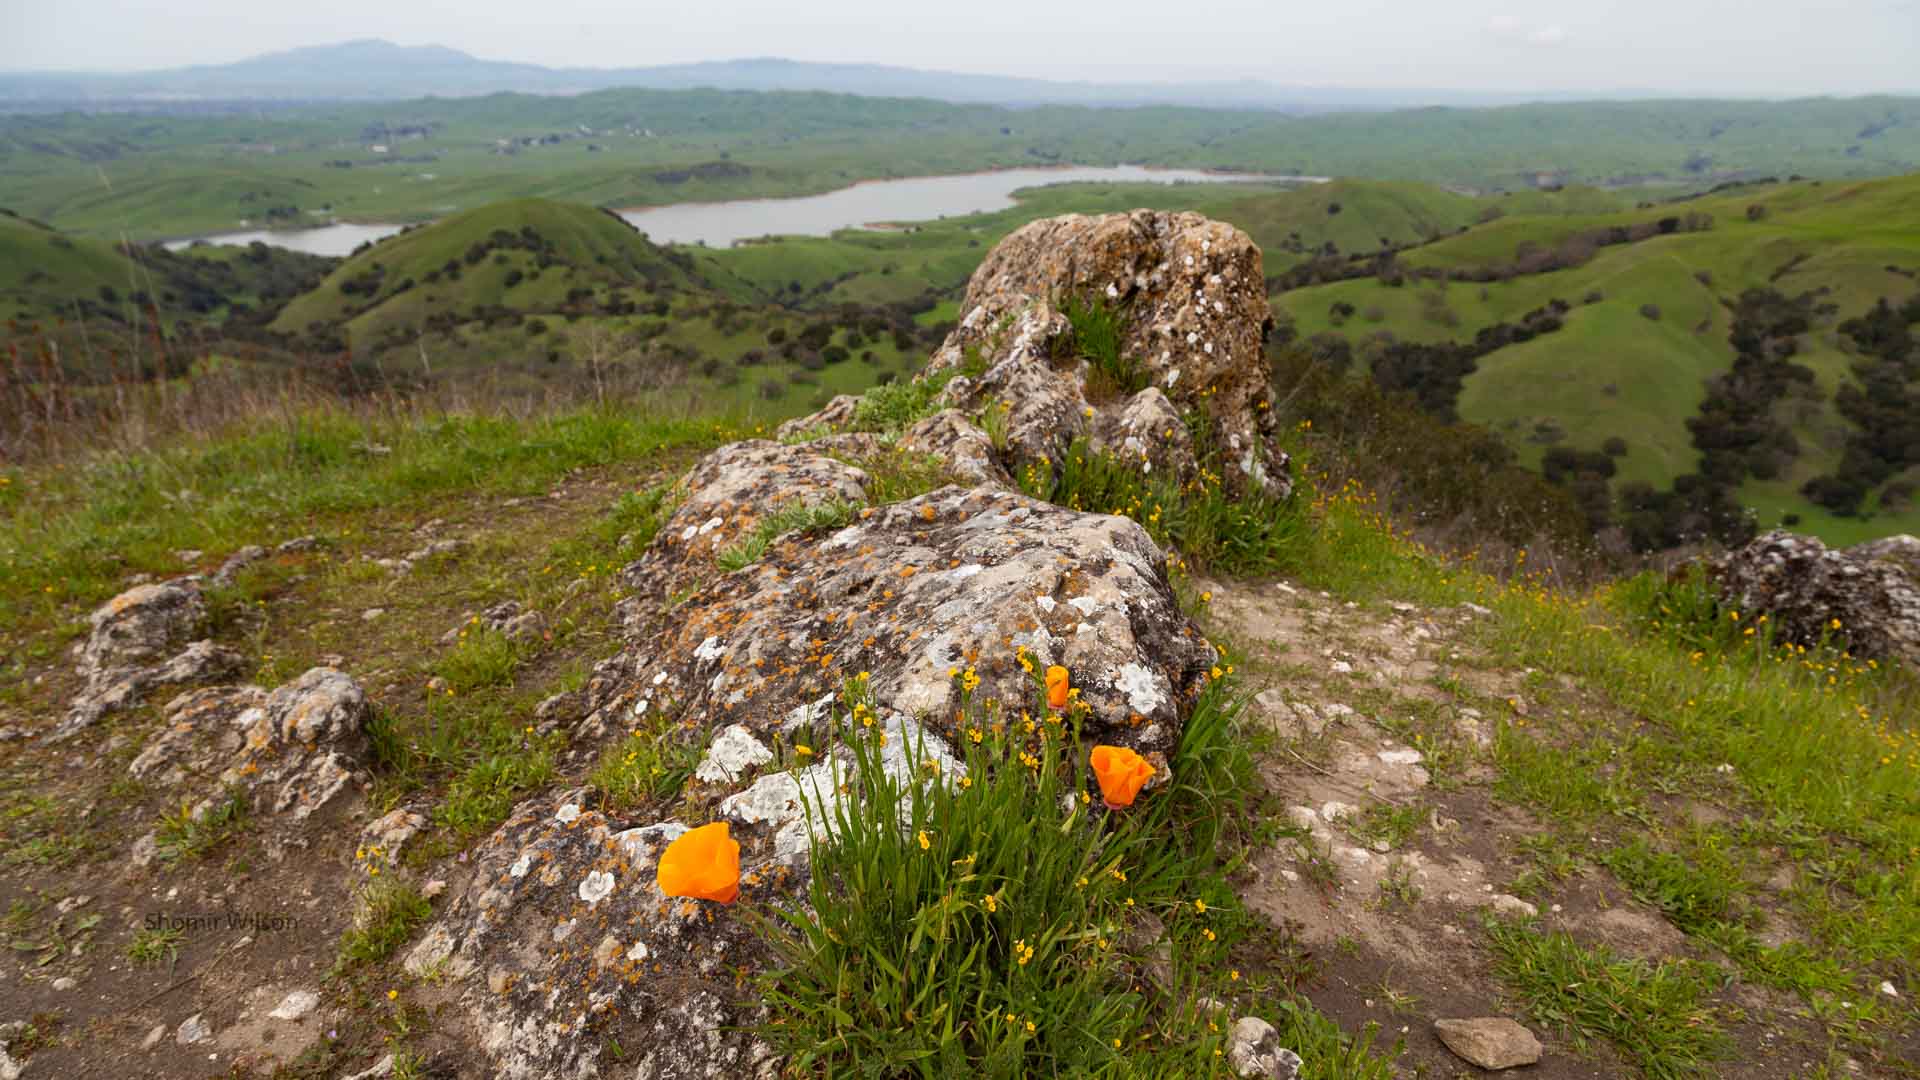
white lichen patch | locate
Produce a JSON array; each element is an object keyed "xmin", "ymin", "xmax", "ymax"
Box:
[
  {"xmin": 578, "ymin": 870, "xmax": 615, "ymax": 907},
  {"xmin": 1113, "ymin": 662, "xmax": 1166, "ymax": 714},
  {"xmin": 695, "ymin": 724, "xmax": 774, "ymax": 785}
]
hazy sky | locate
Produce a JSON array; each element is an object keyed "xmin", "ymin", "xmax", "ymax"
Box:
[{"xmin": 4, "ymin": 0, "xmax": 1917, "ymax": 95}]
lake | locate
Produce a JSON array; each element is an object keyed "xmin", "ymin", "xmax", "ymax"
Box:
[
  {"xmin": 163, "ymin": 222, "xmax": 409, "ymax": 258},
  {"xmin": 616, "ymin": 166, "xmax": 1320, "ymax": 247},
  {"xmin": 163, "ymin": 166, "xmax": 1323, "ymax": 257}
]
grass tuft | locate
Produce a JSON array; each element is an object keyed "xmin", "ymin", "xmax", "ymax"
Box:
[
  {"xmin": 336, "ymin": 877, "xmax": 433, "ymax": 972},
  {"xmin": 1485, "ymin": 920, "xmax": 1729, "ymax": 1078}
]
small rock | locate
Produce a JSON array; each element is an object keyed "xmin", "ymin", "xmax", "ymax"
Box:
[
  {"xmin": 362, "ymin": 609, "xmax": 386, "ymax": 621},
  {"xmin": 1319, "ymin": 800, "xmax": 1356, "ymax": 823},
  {"xmin": 1489, "ymin": 894, "xmax": 1538, "ymax": 919},
  {"xmin": 1227, "ymin": 1016, "xmax": 1303, "ymax": 1079},
  {"xmin": 1433, "ymin": 1017, "xmax": 1543, "ymax": 1070},
  {"xmin": 55, "ymin": 894, "xmax": 91, "ymax": 914},
  {"xmin": 342, "ymin": 1053, "xmax": 396, "ymax": 1080},
  {"xmin": 174, "ymin": 549, "xmax": 204, "ymax": 564},
  {"xmin": 51, "ymin": 976, "xmax": 77, "ymax": 991},
  {"xmin": 421, "ymin": 879, "xmax": 447, "ymax": 900},
  {"xmin": 277, "ymin": 535, "xmax": 320, "ymax": 554},
  {"xmin": 268, "ymin": 989, "xmax": 321, "ymax": 1021},
  {"xmin": 176, "ymin": 1013, "xmax": 211, "ymax": 1045},
  {"xmin": 1880, "ymin": 980, "xmax": 1899, "ymax": 998},
  {"xmin": 142, "ymin": 1023, "xmax": 167, "ymax": 1050}
]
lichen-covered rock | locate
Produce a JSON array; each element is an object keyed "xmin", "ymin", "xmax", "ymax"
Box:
[
  {"xmin": 55, "ymin": 580, "xmax": 241, "ymax": 738},
  {"xmin": 1852, "ymin": 534, "xmax": 1920, "ymax": 581},
  {"xmin": 625, "ymin": 440, "xmax": 870, "ymax": 589},
  {"xmin": 405, "ymin": 790, "xmax": 785, "ymax": 1080},
  {"xmin": 443, "ymin": 600, "xmax": 546, "ymax": 645},
  {"xmin": 591, "ymin": 481, "xmax": 1214, "ymax": 757},
  {"xmin": 78, "ymin": 580, "xmax": 206, "ymax": 680},
  {"xmin": 929, "ymin": 210, "xmax": 1289, "ymax": 496},
  {"xmin": 934, "ymin": 306, "xmax": 1091, "ymax": 469},
  {"xmin": 902, "ymin": 410, "xmax": 1010, "ymax": 487},
  {"xmin": 774, "ymin": 393, "xmax": 859, "ymax": 441},
  {"xmin": 123, "ymin": 667, "xmax": 372, "ymax": 844},
  {"xmin": 775, "ymin": 210, "xmax": 1292, "ymax": 499},
  {"xmin": 1091, "ymin": 386, "xmax": 1198, "ymax": 480},
  {"xmin": 1712, "ymin": 530, "xmax": 1920, "ymax": 667}
]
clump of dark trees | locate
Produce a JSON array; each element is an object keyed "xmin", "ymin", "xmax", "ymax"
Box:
[
  {"xmin": 1802, "ymin": 293, "xmax": 1920, "ymax": 515},
  {"xmin": 1604, "ymin": 287, "xmax": 1830, "ymax": 551}
]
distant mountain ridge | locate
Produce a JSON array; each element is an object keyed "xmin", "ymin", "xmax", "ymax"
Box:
[{"xmin": 0, "ymin": 38, "xmax": 1728, "ymax": 112}]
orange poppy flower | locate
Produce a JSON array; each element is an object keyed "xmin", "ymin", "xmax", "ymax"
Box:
[
  {"xmin": 656, "ymin": 821, "xmax": 741, "ymax": 904},
  {"xmin": 1089, "ymin": 745, "xmax": 1155, "ymax": 808},
  {"xmin": 1046, "ymin": 666, "xmax": 1070, "ymax": 711}
]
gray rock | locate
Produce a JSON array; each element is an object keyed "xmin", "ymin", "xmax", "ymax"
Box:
[
  {"xmin": 141, "ymin": 1023, "xmax": 167, "ymax": 1051},
  {"xmin": 1091, "ymin": 386, "xmax": 1198, "ymax": 482},
  {"xmin": 341, "ymin": 1053, "xmax": 395, "ymax": 1080},
  {"xmin": 212, "ymin": 545, "xmax": 268, "ymax": 586},
  {"xmin": 925, "ymin": 210, "xmax": 1291, "ymax": 498},
  {"xmin": 275, "ymin": 535, "xmax": 320, "ymax": 554},
  {"xmin": 123, "ymin": 668, "xmax": 371, "ymax": 852},
  {"xmin": 1434, "ymin": 1017, "xmax": 1543, "ymax": 1070},
  {"xmin": 268, "ymin": 989, "xmax": 321, "ymax": 1021},
  {"xmin": 359, "ymin": 809, "xmax": 426, "ymax": 865},
  {"xmin": 623, "ymin": 439, "xmax": 871, "ymax": 588},
  {"xmin": 56, "ymin": 580, "xmax": 221, "ymax": 737},
  {"xmin": 1228, "ymin": 1016, "xmax": 1302, "ymax": 1079},
  {"xmin": 1712, "ymin": 530, "xmax": 1920, "ymax": 668},
  {"xmin": 604, "ymin": 480, "xmax": 1213, "ymax": 758},
  {"xmin": 777, "ymin": 212, "xmax": 1291, "ymax": 500},
  {"xmin": 78, "ymin": 580, "xmax": 204, "ymax": 680},
  {"xmin": 405, "ymin": 792, "xmax": 779, "ymax": 1079},
  {"xmin": 175, "ymin": 1013, "xmax": 210, "ymax": 1046},
  {"xmin": 51, "ymin": 976, "xmax": 76, "ymax": 991}
]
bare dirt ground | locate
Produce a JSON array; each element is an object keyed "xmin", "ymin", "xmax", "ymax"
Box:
[{"xmin": 1206, "ymin": 577, "xmax": 1893, "ymax": 1079}]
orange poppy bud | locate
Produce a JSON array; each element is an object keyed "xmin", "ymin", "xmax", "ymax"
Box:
[
  {"xmin": 1089, "ymin": 745, "xmax": 1155, "ymax": 808},
  {"xmin": 656, "ymin": 821, "xmax": 741, "ymax": 904},
  {"xmin": 1046, "ymin": 665, "xmax": 1070, "ymax": 711}
]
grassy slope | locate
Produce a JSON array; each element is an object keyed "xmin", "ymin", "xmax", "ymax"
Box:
[
  {"xmin": 270, "ymin": 197, "xmax": 696, "ymax": 344},
  {"xmin": 1276, "ymin": 174, "xmax": 1920, "ymax": 539},
  {"xmin": 0, "ymin": 211, "xmax": 141, "ymax": 323}
]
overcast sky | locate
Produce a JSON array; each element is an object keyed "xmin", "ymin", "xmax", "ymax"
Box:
[{"xmin": 4, "ymin": 0, "xmax": 1916, "ymax": 95}]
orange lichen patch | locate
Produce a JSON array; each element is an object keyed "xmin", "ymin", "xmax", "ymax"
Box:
[
  {"xmin": 657, "ymin": 822, "xmax": 741, "ymax": 904},
  {"xmin": 1090, "ymin": 745, "xmax": 1154, "ymax": 808},
  {"xmin": 1046, "ymin": 666, "xmax": 1071, "ymax": 711}
]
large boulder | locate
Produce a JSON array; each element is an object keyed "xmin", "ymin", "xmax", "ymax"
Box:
[
  {"xmin": 932, "ymin": 210, "xmax": 1289, "ymax": 496},
  {"xmin": 1711, "ymin": 530, "xmax": 1920, "ymax": 667},
  {"xmin": 782, "ymin": 210, "xmax": 1292, "ymax": 499},
  {"xmin": 593, "ymin": 469, "xmax": 1215, "ymax": 759}
]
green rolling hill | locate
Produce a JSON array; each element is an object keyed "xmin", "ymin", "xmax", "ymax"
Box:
[
  {"xmin": 270, "ymin": 198, "xmax": 702, "ymax": 347},
  {"xmin": 1274, "ymin": 174, "xmax": 1920, "ymax": 544}
]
